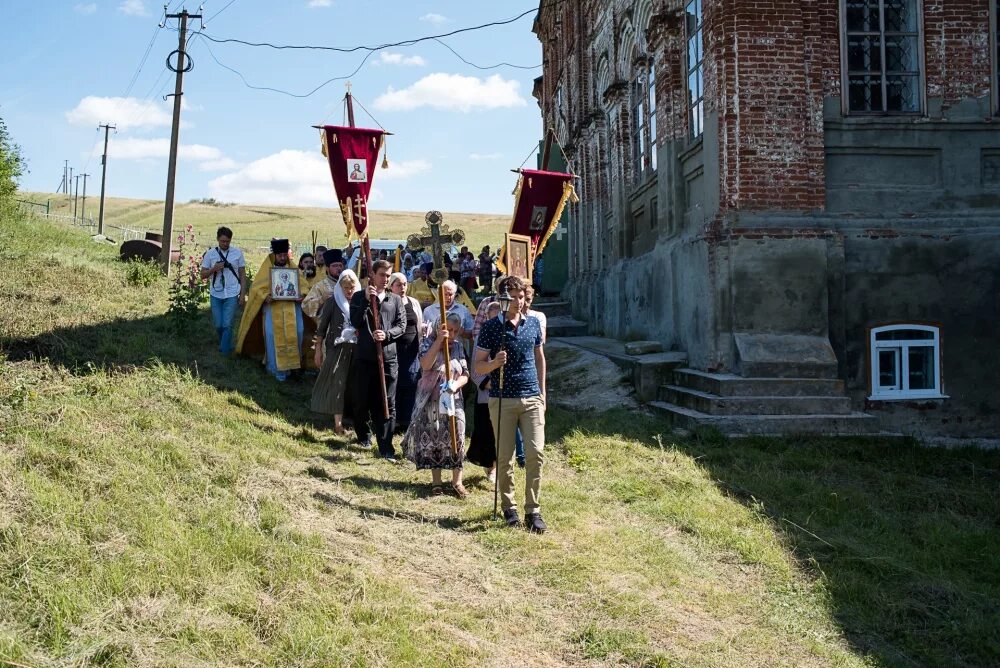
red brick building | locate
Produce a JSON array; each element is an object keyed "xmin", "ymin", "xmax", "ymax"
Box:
[{"xmin": 534, "ymin": 0, "xmax": 1000, "ymax": 436}]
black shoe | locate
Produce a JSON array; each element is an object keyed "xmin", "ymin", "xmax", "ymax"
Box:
[
  {"xmin": 503, "ymin": 508, "xmax": 520, "ymax": 527},
  {"xmin": 525, "ymin": 512, "xmax": 547, "ymax": 534},
  {"xmin": 357, "ymin": 435, "xmax": 372, "ymax": 448},
  {"xmin": 516, "ymin": 457, "xmax": 526, "ymax": 469}
]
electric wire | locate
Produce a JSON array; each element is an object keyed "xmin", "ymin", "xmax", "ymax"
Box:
[
  {"xmin": 199, "ymin": 37, "xmax": 376, "ymax": 98},
  {"xmin": 190, "ymin": 5, "xmax": 544, "ymax": 55},
  {"xmin": 205, "ymin": 0, "xmax": 239, "ymax": 24},
  {"xmin": 431, "ymin": 38, "xmax": 539, "ymax": 70}
]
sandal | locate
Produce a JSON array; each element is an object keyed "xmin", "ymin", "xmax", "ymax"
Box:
[
  {"xmin": 451, "ymin": 483, "xmax": 469, "ymax": 500},
  {"xmin": 431, "ymin": 485, "xmax": 444, "ymax": 496}
]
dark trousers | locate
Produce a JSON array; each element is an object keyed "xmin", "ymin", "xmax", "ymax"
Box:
[{"xmin": 354, "ymin": 358, "xmax": 398, "ymax": 456}]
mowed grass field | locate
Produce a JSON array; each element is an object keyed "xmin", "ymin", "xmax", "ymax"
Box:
[
  {"xmin": 1, "ymin": 208, "xmax": 999, "ymax": 667},
  {"xmin": 25, "ymin": 192, "xmax": 510, "ymax": 262}
]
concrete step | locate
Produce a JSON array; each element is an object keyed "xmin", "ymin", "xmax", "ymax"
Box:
[
  {"xmin": 534, "ymin": 299, "xmax": 573, "ymax": 318},
  {"xmin": 649, "ymin": 401, "xmax": 880, "ymax": 436},
  {"xmin": 739, "ymin": 360, "xmax": 838, "ymax": 379},
  {"xmin": 674, "ymin": 369, "xmax": 846, "ymax": 397},
  {"xmin": 660, "ymin": 385, "xmax": 853, "ymax": 416},
  {"xmin": 550, "ymin": 336, "xmax": 687, "ymax": 402},
  {"xmin": 546, "ymin": 315, "xmax": 589, "ymax": 338}
]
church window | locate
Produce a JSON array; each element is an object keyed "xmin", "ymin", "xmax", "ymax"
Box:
[
  {"xmin": 869, "ymin": 325, "xmax": 945, "ymax": 400},
  {"xmin": 632, "ymin": 56, "xmax": 657, "ymax": 181},
  {"xmin": 648, "ymin": 61, "xmax": 657, "ymax": 170},
  {"xmin": 842, "ymin": 0, "xmax": 923, "ymax": 114},
  {"xmin": 993, "ymin": 0, "xmax": 1000, "ymax": 114},
  {"xmin": 685, "ymin": 0, "xmax": 705, "ymax": 139}
]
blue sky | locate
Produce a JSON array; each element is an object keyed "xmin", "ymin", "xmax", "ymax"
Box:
[{"xmin": 2, "ymin": 0, "xmax": 544, "ymax": 213}]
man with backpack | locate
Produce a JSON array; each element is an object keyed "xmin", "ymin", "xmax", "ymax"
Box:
[{"xmin": 200, "ymin": 226, "xmax": 247, "ymax": 355}]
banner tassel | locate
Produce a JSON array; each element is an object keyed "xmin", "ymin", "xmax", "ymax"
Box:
[{"xmin": 381, "ymin": 135, "xmax": 389, "ymax": 169}]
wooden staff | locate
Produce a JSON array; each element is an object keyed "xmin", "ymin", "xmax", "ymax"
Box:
[
  {"xmin": 438, "ymin": 283, "xmax": 459, "ymax": 457},
  {"xmin": 363, "ymin": 235, "xmax": 390, "ymax": 420},
  {"xmin": 347, "ymin": 88, "xmax": 389, "ymax": 420}
]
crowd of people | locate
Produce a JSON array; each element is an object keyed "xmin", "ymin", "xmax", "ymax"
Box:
[{"xmin": 204, "ymin": 227, "xmax": 550, "ymax": 534}]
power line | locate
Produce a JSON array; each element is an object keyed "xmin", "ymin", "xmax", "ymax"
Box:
[
  {"xmin": 205, "ymin": 0, "xmax": 240, "ymax": 24},
  {"xmin": 431, "ymin": 38, "xmax": 540, "ymax": 71},
  {"xmin": 199, "ymin": 37, "xmax": 377, "ymax": 98},
  {"xmin": 191, "ymin": 5, "xmax": 542, "ymax": 54}
]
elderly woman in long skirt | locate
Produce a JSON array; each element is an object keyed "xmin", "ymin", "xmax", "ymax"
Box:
[
  {"xmin": 312, "ymin": 269, "xmax": 359, "ymax": 434},
  {"xmin": 402, "ymin": 312, "xmax": 470, "ymax": 498}
]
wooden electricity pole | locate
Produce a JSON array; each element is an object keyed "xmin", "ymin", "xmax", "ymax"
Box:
[
  {"xmin": 97, "ymin": 124, "xmax": 115, "ymax": 236},
  {"xmin": 160, "ymin": 9, "xmax": 202, "ymax": 273},
  {"xmin": 80, "ymin": 173, "xmax": 89, "ymax": 223},
  {"xmin": 73, "ymin": 175, "xmax": 81, "ymax": 221}
]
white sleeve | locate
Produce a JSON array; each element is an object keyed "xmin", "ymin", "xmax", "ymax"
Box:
[
  {"xmin": 200, "ymin": 249, "xmax": 215, "ymax": 269},
  {"xmin": 235, "ymin": 249, "xmax": 246, "ymax": 268}
]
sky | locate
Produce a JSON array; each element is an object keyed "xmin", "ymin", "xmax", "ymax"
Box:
[{"xmin": 1, "ymin": 0, "xmax": 545, "ymax": 214}]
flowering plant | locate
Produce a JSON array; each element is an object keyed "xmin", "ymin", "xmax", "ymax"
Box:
[{"xmin": 166, "ymin": 224, "xmax": 209, "ymax": 334}]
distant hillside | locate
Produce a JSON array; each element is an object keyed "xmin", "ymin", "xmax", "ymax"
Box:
[{"xmin": 21, "ymin": 192, "xmax": 510, "ymax": 257}]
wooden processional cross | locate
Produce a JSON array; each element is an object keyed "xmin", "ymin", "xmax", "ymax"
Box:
[{"xmin": 407, "ymin": 211, "xmax": 466, "ymax": 284}]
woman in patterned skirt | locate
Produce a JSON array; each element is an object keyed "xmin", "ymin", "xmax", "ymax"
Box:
[{"xmin": 402, "ymin": 312, "xmax": 470, "ymax": 498}]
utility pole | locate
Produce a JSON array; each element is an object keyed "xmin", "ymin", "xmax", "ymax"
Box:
[
  {"xmin": 59, "ymin": 160, "xmax": 68, "ymax": 194},
  {"xmin": 160, "ymin": 8, "xmax": 202, "ymax": 273},
  {"xmin": 69, "ymin": 166, "xmax": 74, "ymax": 200},
  {"xmin": 81, "ymin": 173, "xmax": 90, "ymax": 223},
  {"xmin": 97, "ymin": 124, "xmax": 116, "ymax": 235},
  {"xmin": 74, "ymin": 175, "xmax": 81, "ymax": 221}
]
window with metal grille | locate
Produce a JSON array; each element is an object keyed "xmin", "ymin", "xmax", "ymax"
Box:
[
  {"xmin": 685, "ymin": 0, "xmax": 704, "ymax": 138},
  {"xmin": 631, "ymin": 59, "xmax": 657, "ymax": 180},
  {"xmin": 869, "ymin": 324, "xmax": 946, "ymax": 400},
  {"xmin": 842, "ymin": 0, "xmax": 922, "ymax": 114}
]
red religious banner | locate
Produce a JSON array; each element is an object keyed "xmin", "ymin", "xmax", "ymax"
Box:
[
  {"xmin": 496, "ymin": 168, "xmax": 578, "ymax": 274},
  {"xmin": 319, "ymin": 125, "xmax": 386, "ymax": 239}
]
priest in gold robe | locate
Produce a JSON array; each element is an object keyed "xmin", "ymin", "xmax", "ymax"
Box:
[
  {"xmin": 302, "ymin": 248, "xmax": 345, "ymax": 321},
  {"xmin": 235, "ymin": 238, "xmax": 305, "ymax": 381}
]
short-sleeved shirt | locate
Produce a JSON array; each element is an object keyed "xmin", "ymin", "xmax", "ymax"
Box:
[
  {"xmin": 476, "ymin": 315, "xmax": 543, "ymax": 399},
  {"xmin": 201, "ymin": 246, "xmax": 246, "ymax": 299}
]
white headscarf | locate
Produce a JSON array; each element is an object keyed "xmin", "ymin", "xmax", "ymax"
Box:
[{"xmin": 333, "ymin": 269, "xmax": 359, "ymax": 345}]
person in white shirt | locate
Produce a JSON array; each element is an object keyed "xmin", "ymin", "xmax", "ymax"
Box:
[
  {"xmin": 200, "ymin": 226, "xmax": 247, "ymax": 355},
  {"xmin": 421, "ymin": 280, "xmax": 473, "ymax": 341}
]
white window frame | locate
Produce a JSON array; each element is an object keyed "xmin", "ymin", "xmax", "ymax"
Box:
[{"xmin": 868, "ymin": 324, "xmax": 946, "ymax": 400}]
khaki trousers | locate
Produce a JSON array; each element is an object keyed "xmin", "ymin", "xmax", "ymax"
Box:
[{"xmin": 489, "ymin": 395, "xmax": 545, "ymax": 514}]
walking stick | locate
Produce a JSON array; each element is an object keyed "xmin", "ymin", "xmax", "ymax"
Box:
[
  {"xmin": 491, "ymin": 289, "xmax": 511, "ymax": 521},
  {"xmin": 438, "ymin": 284, "xmax": 459, "ymax": 457}
]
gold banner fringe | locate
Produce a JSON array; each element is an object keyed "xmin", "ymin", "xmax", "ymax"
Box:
[{"xmin": 535, "ymin": 180, "xmax": 577, "ymax": 258}]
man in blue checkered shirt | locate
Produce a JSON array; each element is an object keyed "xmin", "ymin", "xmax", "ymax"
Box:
[{"xmin": 474, "ymin": 275, "xmax": 548, "ymax": 533}]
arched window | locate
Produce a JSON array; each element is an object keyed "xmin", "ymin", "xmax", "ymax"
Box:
[
  {"xmin": 869, "ymin": 324, "xmax": 946, "ymax": 400},
  {"xmin": 631, "ymin": 51, "xmax": 656, "ymax": 180}
]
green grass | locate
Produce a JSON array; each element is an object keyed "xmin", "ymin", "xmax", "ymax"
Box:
[
  {"xmin": 22, "ymin": 192, "xmax": 510, "ymax": 266},
  {"xmin": 0, "ymin": 208, "xmax": 998, "ymax": 666}
]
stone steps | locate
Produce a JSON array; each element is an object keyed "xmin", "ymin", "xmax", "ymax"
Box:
[
  {"xmin": 674, "ymin": 368, "xmax": 846, "ymax": 397},
  {"xmin": 659, "ymin": 385, "xmax": 853, "ymax": 416},
  {"xmin": 550, "ymin": 336, "xmax": 687, "ymax": 401},
  {"xmin": 649, "ymin": 401, "xmax": 880, "ymax": 436},
  {"xmin": 546, "ymin": 315, "xmax": 589, "ymax": 338},
  {"xmin": 533, "ymin": 299, "xmax": 573, "ymax": 318}
]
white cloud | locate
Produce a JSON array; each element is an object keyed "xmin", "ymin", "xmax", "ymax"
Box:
[
  {"xmin": 66, "ymin": 96, "xmax": 172, "ymax": 131},
  {"xmin": 420, "ymin": 13, "xmax": 448, "ymax": 24},
  {"xmin": 469, "ymin": 152, "xmax": 503, "ymax": 161},
  {"xmin": 380, "ymin": 159, "xmax": 431, "ymax": 180},
  {"xmin": 375, "ymin": 52, "xmax": 427, "ymax": 67},
  {"xmin": 198, "ymin": 157, "xmax": 241, "ymax": 172},
  {"xmin": 307, "ymin": 0, "xmax": 332, "ymax": 6},
  {"xmin": 118, "ymin": 0, "xmax": 149, "ymax": 16},
  {"xmin": 87, "ymin": 138, "xmax": 235, "ymax": 171},
  {"xmin": 374, "ymin": 73, "xmax": 526, "ymax": 113},
  {"xmin": 74, "ymin": 3, "xmax": 97, "ymax": 14},
  {"xmin": 207, "ymin": 150, "xmax": 430, "ymax": 206}
]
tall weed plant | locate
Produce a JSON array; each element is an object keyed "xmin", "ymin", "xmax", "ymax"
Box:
[{"xmin": 166, "ymin": 224, "xmax": 208, "ymax": 334}]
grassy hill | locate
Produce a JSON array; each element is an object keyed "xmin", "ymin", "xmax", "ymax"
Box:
[
  {"xmin": 21, "ymin": 191, "xmax": 511, "ymax": 262},
  {"xmin": 0, "ymin": 208, "xmax": 998, "ymax": 666}
]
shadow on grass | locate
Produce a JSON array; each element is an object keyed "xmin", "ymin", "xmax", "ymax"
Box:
[
  {"xmin": 312, "ymin": 491, "xmax": 487, "ymax": 533},
  {"xmin": 545, "ymin": 406, "xmax": 1000, "ymax": 668},
  {"xmin": 3, "ymin": 311, "xmax": 319, "ymax": 427}
]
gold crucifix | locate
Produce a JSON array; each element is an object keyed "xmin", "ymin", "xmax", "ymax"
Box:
[
  {"xmin": 352, "ymin": 195, "xmax": 367, "ymax": 231},
  {"xmin": 407, "ymin": 211, "xmax": 466, "ymax": 284}
]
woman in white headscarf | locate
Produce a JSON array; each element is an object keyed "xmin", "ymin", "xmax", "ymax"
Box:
[{"xmin": 312, "ymin": 269, "xmax": 359, "ymax": 434}]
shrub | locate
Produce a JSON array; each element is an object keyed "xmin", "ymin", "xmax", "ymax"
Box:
[
  {"xmin": 166, "ymin": 225, "xmax": 209, "ymax": 333},
  {"xmin": 0, "ymin": 114, "xmax": 25, "ymax": 214},
  {"xmin": 123, "ymin": 259, "xmax": 161, "ymax": 287}
]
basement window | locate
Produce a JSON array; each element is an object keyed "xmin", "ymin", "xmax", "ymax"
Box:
[{"xmin": 869, "ymin": 324, "xmax": 945, "ymax": 400}]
